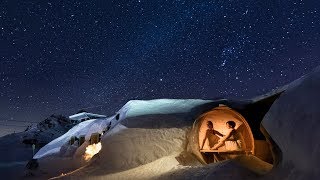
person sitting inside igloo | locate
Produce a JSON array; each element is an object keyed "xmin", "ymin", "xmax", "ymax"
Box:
[
  {"xmin": 200, "ymin": 121, "xmax": 224, "ymax": 150},
  {"xmin": 210, "ymin": 120, "xmax": 242, "ymax": 151}
]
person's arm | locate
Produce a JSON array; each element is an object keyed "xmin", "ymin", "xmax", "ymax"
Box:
[
  {"xmin": 214, "ymin": 130, "xmax": 224, "ymax": 137},
  {"xmin": 211, "ymin": 130, "xmax": 232, "ymax": 150}
]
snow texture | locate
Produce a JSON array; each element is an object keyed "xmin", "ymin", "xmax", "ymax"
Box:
[
  {"xmin": 262, "ymin": 66, "xmax": 320, "ymax": 180},
  {"xmin": 123, "ymin": 99, "xmax": 212, "ymax": 118},
  {"xmin": 34, "ymin": 118, "xmax": 111, "ymax": 159},
  {"xmin": 34, "ymin": 99, "xmax": 211, "ymax": 159}
]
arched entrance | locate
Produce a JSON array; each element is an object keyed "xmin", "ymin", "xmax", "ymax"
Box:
[{"xmin": 189, "ymin": 105, "xmax": 255, "ymax": 164}]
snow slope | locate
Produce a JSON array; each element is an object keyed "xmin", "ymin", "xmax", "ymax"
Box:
[
  {"xmin": 30, "ymin": 99, "xmax": 215, "ymax": 178},
  {"xmin": 34, "ymin": 99, "xmax": 212, "ymax": 159},
  {"xmin": 0, "ymin": 115, "xmax": 75, "ymax": 179},
  {"xmin": 0, "ymin": 115, "xmax": 73, "ymax": 163},
  {"xmin": 34, "ymin": 118, "xmax": 111, "ymax": 159},
  {"xmin": 262, "ymin": 66, "xmax": 320, "ymax": 180}
]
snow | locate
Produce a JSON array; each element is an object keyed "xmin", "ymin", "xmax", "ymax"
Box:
[
  {"xmin": 27, "ymin": 75, "xmax": 320, "ymax": 180},
  {"xmin": 96, "ymin": 127, "xmax": 188, "ymax": 173},
  {"xmin": 34, "ymin": 99, "xmax": 211, "ymax": 159},
  {"xmin": 33, "ymin": 101, "xmax": 132, "ymax": 159},
  {"xmin": 46, "ymin": 126, "xmax": 189, "ymax": 179},
  {"xmin": 262, "ymin": 66, "xmax": 320, "ymax": 179},
  {"xmin": 29, "ymin": 99, "xmax": 214, "ymax": 178},
  {"xmin": 34, "ymin": 118, "xmax": 111, "ymax": 159},
  {"xmin": 122, "ymin": 99, "xmax": 212, "ymax": 118},
  {"xmin": 69, "ymin": 112, "xmax": 106, "ymax": 121}
]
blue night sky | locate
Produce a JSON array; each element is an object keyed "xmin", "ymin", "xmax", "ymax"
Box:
[{"xmin": 0, "ymin": 0, "xmax": 319, "ymax": 133}]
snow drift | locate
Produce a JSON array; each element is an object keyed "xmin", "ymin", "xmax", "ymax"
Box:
[
  {"xmin": 262, "ymin": 66, "xmax": 320, "ymax": 180},
  {"xmin": 34, "ymin": 99, "xmax": 212, "ymax": 159},
  {"xmin": 34, "ymin": 118, "xmax": 111, "ymax": 159}
]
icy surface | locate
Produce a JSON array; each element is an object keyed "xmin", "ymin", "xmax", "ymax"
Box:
[{"xmin": 122, "ymin": 99, "xmax": 212, "ymax": 118}]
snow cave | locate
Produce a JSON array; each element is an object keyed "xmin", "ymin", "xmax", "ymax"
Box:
[
  {"xmin": 188, "ymin": 101, "xmax": 277, "ymax": 165},
  {"xmin": 195, "ymin": 105, "xmax": 254, "ymax": 163}
]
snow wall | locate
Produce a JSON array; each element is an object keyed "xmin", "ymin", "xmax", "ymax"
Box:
[
  {"xmin": 34, "ymin": 118, "xmax": 112, "ymax": 159},
  {"xmin": 34, "ymin": 99, "xmax": 213, "ymax": 161},
  {"xmin": 262, "ymin": 66, "xmax": 320, "ymax": 180},
  {"xmin": 88, "ymin": 99, "xmax": 214, "ymax": 173}
]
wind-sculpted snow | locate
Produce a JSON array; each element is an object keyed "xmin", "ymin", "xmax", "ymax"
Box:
[
  {"xmin": 96, "ymin": 126, "xmax": 189, "ymax": 174},
  {"xmin": 123, "ymin": 99, "xmax": 212, "ymax": 118},
  {"xmin": 34, "ymin": 99, "xmax": 212, "ymax": 160},
  {"xmin": 262, "ymin": 66, "xmax": 320, "ymax": 180},
  {"xmin": 33, "ymin": 118, "xmax": 111, "ymax": 159},
  {"xmin": 33, "ymin": 102, "xmax": 131, "ymax": 159}
]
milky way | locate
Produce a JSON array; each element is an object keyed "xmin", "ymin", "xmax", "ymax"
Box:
[{"xmin": 0, "ymin": 0, "xmax": 319, "ymax": 132}]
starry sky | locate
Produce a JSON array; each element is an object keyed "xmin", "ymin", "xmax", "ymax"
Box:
[{"xmin": 1, "ymin": 0, "xmax": 320, "ymax": 134}]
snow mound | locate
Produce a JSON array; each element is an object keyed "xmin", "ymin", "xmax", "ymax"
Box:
[
  {"xmin": 122, "ymin": 99, "xmax": 212, "ymax": 118},
  {"xmin": 98, "ymin": 126, "xmax": 188, "ymax": 171},
  {"xmin": 34, "ymin": 99, "xmax": 211, "ymax": 160},
  {"xmin": 262, "ymin": 66, "xmax": 320, "ymax": 179},
  {"xmin": 157, "ymin": 158, "xmax": 259, "ymax": 180},
  {"xmin": 90, "ymin": 99, "xmax": 213, "ymax": 173},
  {"xmin": 22, "ymin": 114, "xmax": 73, "ymax": 145},
  {"xmin": 0, "ymin": 114, "xmax": 75, "ymax": 167},
  {"xmin": 55, "ymin": 126, "xmax": 189, "ymax": 179},
  {"xmin": 34, "ymin": 118, "xmax": 111, "ymax": 159}
]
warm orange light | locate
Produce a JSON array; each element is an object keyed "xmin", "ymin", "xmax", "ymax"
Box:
[{"xmin": 83, "ymin": 142, "xmax": 102, "ymax": 161}]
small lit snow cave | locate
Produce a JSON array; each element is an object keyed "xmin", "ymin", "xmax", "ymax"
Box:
[
  {"xmin": 196, "ymin": 105, "xmax": 254, "ymax": 163},
  {"xmin": 189, "ymin": 104, "xmax": 274, "ymax": 165}
]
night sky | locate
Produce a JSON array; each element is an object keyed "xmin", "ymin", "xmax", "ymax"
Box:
[{"xmin": 1, "ymin": 0, "xmax": 320, "ymax": 134}]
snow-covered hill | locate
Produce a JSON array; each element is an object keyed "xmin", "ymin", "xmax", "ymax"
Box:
[
  {"xmin": 0, "ymin": 114, "xmax": 76, "ymax": 178},
  {"xmin": 0, "ymin": 115, "xmax": 73, "ymax": 161},
  {"xmin": 22, "ymin": 115, "xmax": 74, "ymax": 146}
]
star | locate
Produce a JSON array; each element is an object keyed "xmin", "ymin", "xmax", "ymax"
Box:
[{"xmin": 0, "ymin": 0, "xmax": 319, "ymax": 133}]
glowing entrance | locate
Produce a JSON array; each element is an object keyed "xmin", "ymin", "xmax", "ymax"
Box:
[{"xmin": 193, "ymin": 105, "xmax": 255, "ymax": 163}]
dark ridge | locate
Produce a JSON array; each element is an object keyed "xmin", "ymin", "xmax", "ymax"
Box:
[{"xmin": 236, "ymin": 92, "xmax": 283, "ymax": 140}]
